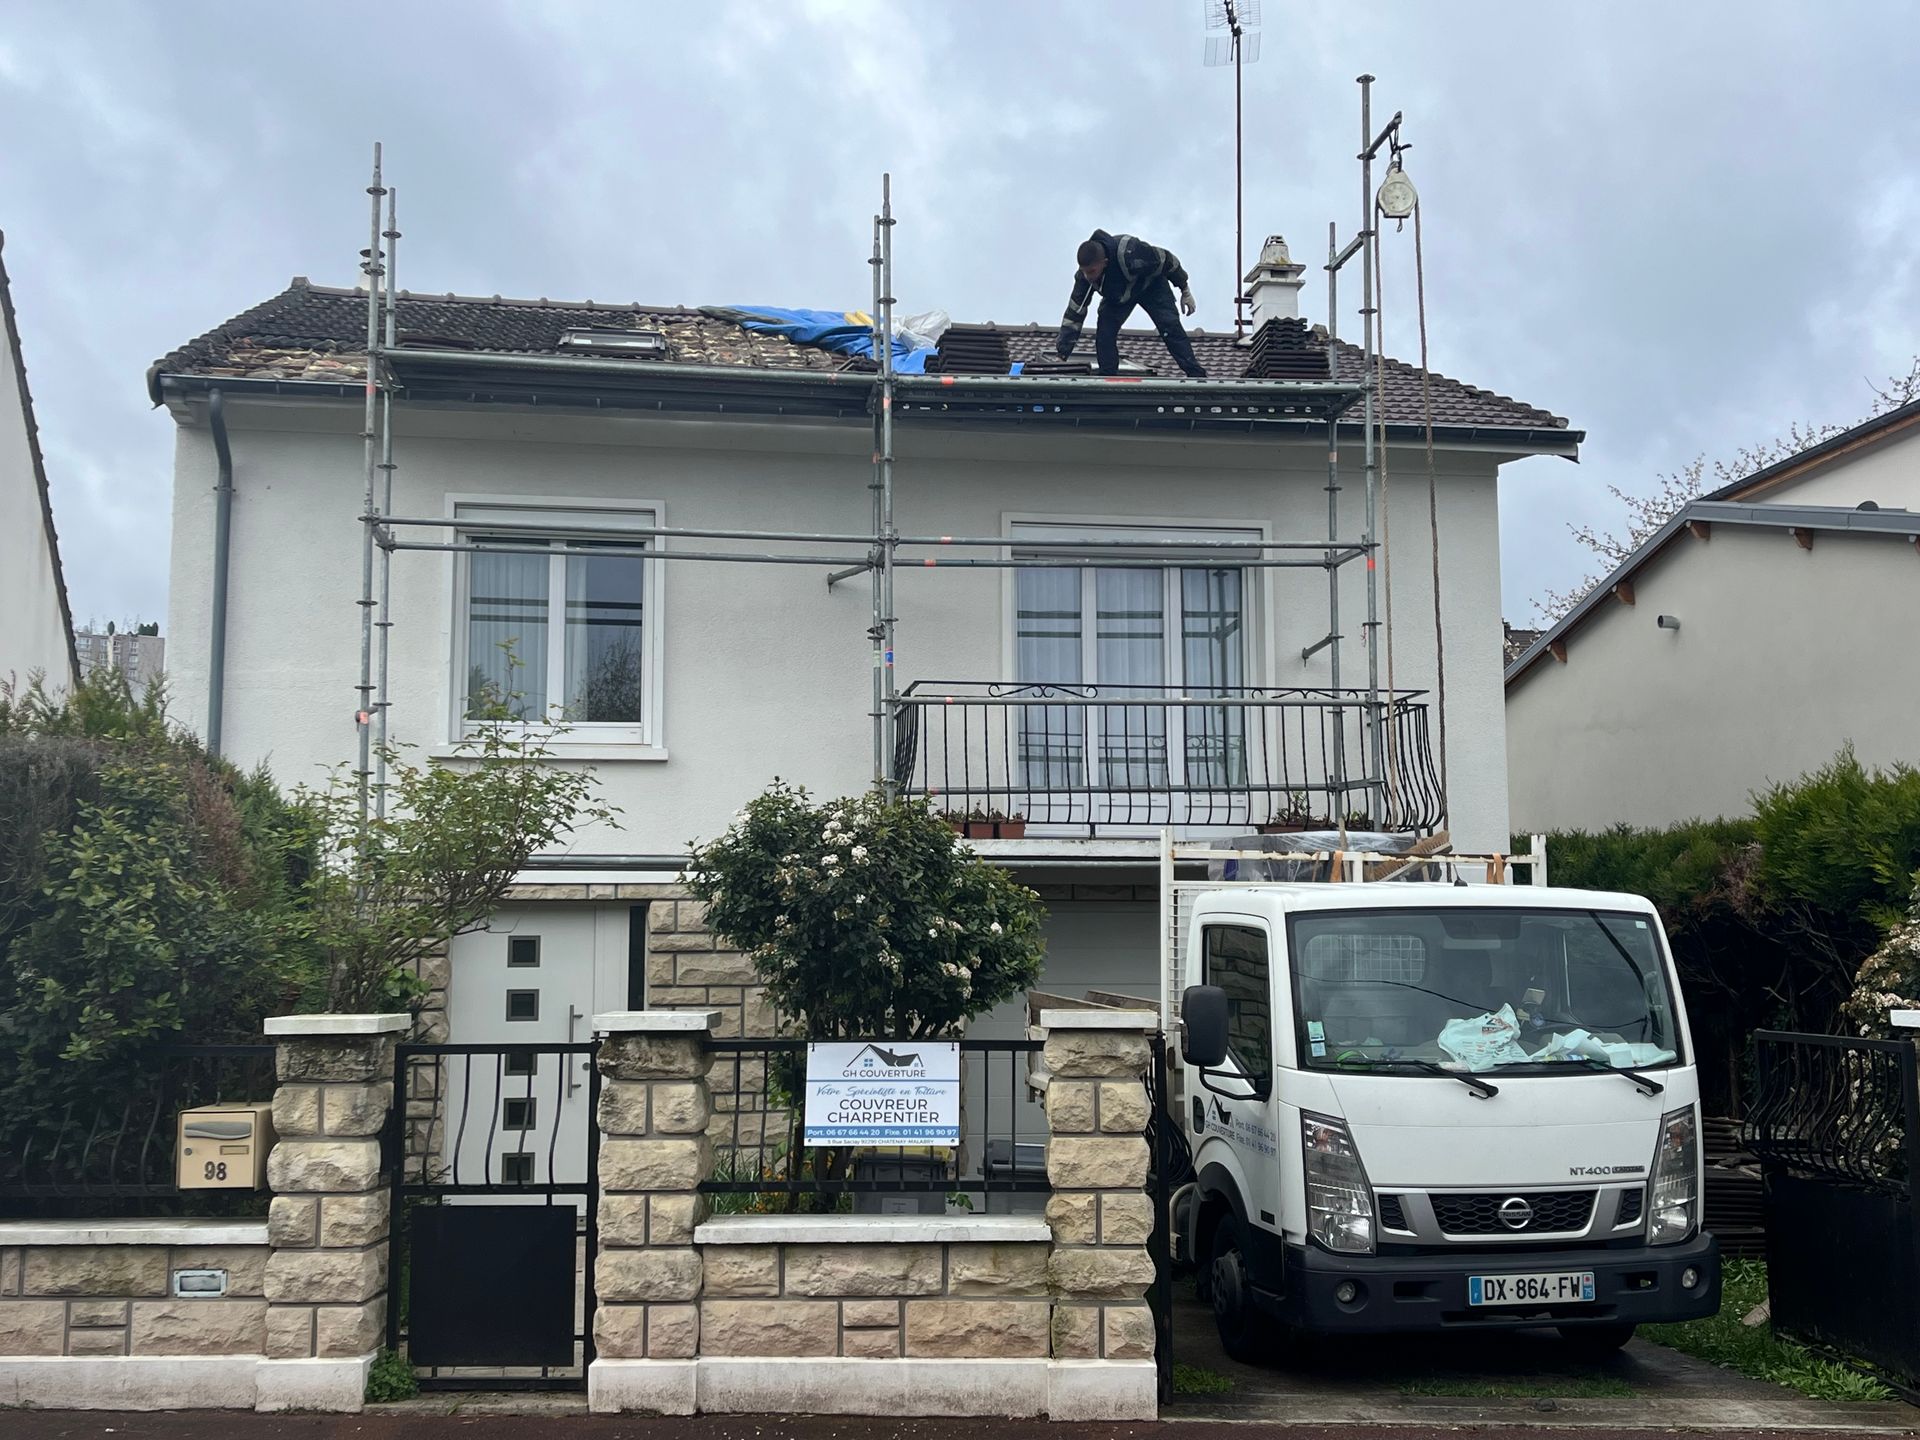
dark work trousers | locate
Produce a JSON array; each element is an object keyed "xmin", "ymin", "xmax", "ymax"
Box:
[{"xmin": 1095, "ymin": 279, "xmax": 1208, "ymax": 377}]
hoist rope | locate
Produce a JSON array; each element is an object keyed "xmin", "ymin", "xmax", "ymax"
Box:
[
  {"xmin": 1413, "ymin": 201, "xmax": 1451, "ymax": 808},
  {"xmin": 1372, "ymin": 215, "xmax": 1403, "ymax": 824}
]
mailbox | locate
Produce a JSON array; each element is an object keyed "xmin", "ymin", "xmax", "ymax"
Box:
[{"xmin": 177, "ymin": 1103, "xmax": 275, "ymax": 1190}]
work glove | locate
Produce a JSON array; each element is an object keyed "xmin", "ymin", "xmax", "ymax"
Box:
[
  {"xmin": 1054, "ymin": 336, "xmax": 1073, "ymax": 360},
  {"xmin": 1180, "ymin": 287, "xmax": 1197, "ymax": 318}
]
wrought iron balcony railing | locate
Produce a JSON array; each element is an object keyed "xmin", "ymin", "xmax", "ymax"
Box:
[{"xmin": 891, "ymin": 682, "xmax": 1444, "ymax": 837}]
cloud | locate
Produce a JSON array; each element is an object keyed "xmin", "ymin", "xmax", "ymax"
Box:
[{"xmin": 2, "ymin": 0, "xmax": 1917, "ymax": 636}]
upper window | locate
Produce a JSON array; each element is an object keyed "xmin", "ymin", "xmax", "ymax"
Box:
[
  {"xmin": 1012, "ymin": 522, "xmax": 1257, "ymax": 789},
  {"xmin": 1204, "ymin": 923, "xmax": 1273, "ymax": 1090},
  {"xmin": 454, "ymin": 502, "xmax": 662, "ymax": 745}
]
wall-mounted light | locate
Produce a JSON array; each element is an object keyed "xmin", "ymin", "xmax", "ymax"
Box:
[{"xmin": 1656, "ymin": 615, "xmax": 1681, "ymax": 631}]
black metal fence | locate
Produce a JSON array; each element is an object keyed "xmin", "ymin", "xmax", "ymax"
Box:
[
  {"xmin": 701, "ymin": 1038, "xmax": 1048, "ymax": 1212},
  {"xmin": 892, "ymin": 682, "xmax": 1444, "ymax": 835},
  {"xmin": 1746, "ymin": 1030, "xmax": 1920, "ymax": 1386},
  {"xmin": 0, "ymin": 1044, "xmax": 277, "ymax": 1215}
]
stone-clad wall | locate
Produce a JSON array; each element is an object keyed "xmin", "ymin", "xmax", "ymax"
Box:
[
  {"xmin": 0, "ymin": 1230, "xmax": 269, "ymax": 1357},
  {"xmin": 262, "ymin": 1020, "xmax": 400, "ymax": 1370},
  {"xmin": 699, "ymin": 1237, "xmax": 1052, "ymax": 1359}
]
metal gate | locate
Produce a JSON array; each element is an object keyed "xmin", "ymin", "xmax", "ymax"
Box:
[
  {"xmin": 386, "ymin": 1040, "xmax": 601, "ymax": 1390},
  {"xmin": 1746, "ymin": 1030, "xmax": 1920, "ymax": 1386}
]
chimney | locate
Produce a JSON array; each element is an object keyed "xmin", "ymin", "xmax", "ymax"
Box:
[{"xmin": 1243, "ymin": 234, "xmax": 1306, "ymax": 330}]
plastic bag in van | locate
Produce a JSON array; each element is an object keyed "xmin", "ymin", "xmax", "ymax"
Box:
[{"xmin": 1437, "ymin": 1004, "xmax": 1531, "ymax": 1072}]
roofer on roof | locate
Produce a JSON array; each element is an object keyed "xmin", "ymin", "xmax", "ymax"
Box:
[{"xmin": 1056, "ymin": 229, "xmax": 1207, "ymax": 378}]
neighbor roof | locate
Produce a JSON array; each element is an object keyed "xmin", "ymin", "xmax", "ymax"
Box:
[
  {"xmin": 1505, "ymin": 498, "xmax": 1920, "ymax": 688},
  {"xmin": 150, "ymin": 279, "xmax": 1574, "ymax": 437},
  {"xmin": 0, "ymin": 231, "xmax": 79, "ymax": 687},
  {"xmin": 1701, "ymin": 396, "xmax": 1920, "ymax": 504}
]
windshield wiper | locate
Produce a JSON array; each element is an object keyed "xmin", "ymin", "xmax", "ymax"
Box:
[
  {"xmin": 1552, "ymin": 1053, "xmax": 1666, "ymax": 1096},
  {"xmin": 1339, "ymin": 1056, "xmax": 1498, "ymax": 1099}
]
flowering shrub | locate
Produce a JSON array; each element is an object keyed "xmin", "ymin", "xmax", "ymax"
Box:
[
  {"xmin": 1842, "ymin": 873, "xmax": 1920, "ymax": 1037},
  {"xmin": 686, "ymin": 783, "xmax": 1046, "ymax": 1037}
]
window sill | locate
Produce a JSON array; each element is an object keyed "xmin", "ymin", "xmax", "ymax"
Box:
[{"xmin": 428, "ymin": 744, "xmax": 669, "ymax": 763}]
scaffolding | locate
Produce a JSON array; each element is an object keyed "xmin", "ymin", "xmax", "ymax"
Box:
[{"xmin": 348, "ymin": 76, "xmax": 1437, "ymax": 843}]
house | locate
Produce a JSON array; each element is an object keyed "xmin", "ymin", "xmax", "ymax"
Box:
[
  {"xmin": 152, "ymin": 238, "xmax": 1576, "ymax": 1084},
  {"xmin": 1506, "ymin": 397, "xmax": 1920, "ymax": 832},
  {"xmin": 0, "ymin": 233, "xmax": 78, "ymax": 692}
]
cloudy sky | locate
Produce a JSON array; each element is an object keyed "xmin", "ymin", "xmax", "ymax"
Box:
[{"xmin": 5, "ymin": 1, "xmax": 1918, "ymax": 632}]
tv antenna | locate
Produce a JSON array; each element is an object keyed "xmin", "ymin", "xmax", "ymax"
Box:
[{"xmin": 1204, "ymin": 0, "xmax": 1262, "ymax": 339}]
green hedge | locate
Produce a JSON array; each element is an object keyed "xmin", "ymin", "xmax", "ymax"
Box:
[{"xmin": 1524, "ymin": 748, "xmax": 1920, "ymax": 1114}]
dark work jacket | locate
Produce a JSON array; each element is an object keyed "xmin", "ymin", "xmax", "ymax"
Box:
[{"xmin": 1056, "ymin": 230, "xmax": 1191, "ymax": 357}]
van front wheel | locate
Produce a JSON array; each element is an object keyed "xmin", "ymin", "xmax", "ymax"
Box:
[{"xmin": 1209, "ymin": 1215, "xmax": 1266, "ymax": 1363}]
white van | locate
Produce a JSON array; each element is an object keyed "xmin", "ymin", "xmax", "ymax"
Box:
[{"xmin": 1172, "ymin": 882, "xmax": 1721, "ymax": 1357}]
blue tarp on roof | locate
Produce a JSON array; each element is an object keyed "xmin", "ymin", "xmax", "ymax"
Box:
[{"xmin": 699, "ymin": 305, "xmax": 933, "ymax": 374}]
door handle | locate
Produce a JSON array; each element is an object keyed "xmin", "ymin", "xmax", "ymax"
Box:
[{"xmin": 566, "ymin": 1005, "xmax": 581, "ymax": 1096}]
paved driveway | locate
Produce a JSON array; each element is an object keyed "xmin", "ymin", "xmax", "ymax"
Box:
[{"xmin": 1166, "ymin": 1291, "xmax": 1916, "ymax": 1430}]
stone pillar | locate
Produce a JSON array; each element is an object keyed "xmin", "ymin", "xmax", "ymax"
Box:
[
  {"xmin": 1041, "ymin": 1009, "xmax": 1159, "ymax": 1422},
  {"xmin": 588, "ymin": 1009, "xmax": 718, "ymax": 1417},
  {"xmin": 258, "ymin": 1013, "xmax": 406, "ymax": 1414}
]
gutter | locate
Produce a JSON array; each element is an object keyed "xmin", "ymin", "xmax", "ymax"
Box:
[
  {"xmin": 153, "ymin": 369, "xmax": 1580, "ymax": 454},
  {"xmin": 206, "ymin": 389, "xmax": 234, "ymax": 755}
]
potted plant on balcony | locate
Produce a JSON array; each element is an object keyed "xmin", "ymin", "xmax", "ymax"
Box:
[
  {"xmin": 993, "ymin": 810, "xmax": 1028, "ymax": 840},
  {"xmin": 1258, "ymin": 793, "xmax": 1326, "ymax": 834}
]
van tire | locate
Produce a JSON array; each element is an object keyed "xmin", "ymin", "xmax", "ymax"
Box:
[
  {"xmin": 1557, "ymin": 1322, "xmax": 1635, "ymax": 1356},
  {"xmin": 1209, "ymin": 1214, "xmax": 1266, "ymax": 1363}
]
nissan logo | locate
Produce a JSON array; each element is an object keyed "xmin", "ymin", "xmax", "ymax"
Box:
[{"xmin": 1497, "ymin": 1197, "xmax": 1535, "ymax": 1230}]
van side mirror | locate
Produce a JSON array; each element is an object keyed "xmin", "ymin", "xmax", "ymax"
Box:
[{"xmin": 1181, "ymin": 985, "xmax": 1230, "ymax": 1068}]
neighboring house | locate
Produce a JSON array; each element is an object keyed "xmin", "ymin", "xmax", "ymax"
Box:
[
  {"xmin": 75, "ymin": 627, "xmax": 166, "ymax": 690},
  {"xmin": 152, "ymin": 251, "xmax": 1575, "ymax": 1109},
  {"xmin": 1507, "ymin": 398, "xmax": 1920, "ymax": 832},
  {"xmin": 0, "ymin": 232, "xmax": 78, "ymax": 692}
]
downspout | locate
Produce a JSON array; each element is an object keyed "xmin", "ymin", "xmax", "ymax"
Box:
[{"xmin": 207, "ymin": 388, "xmax": 234, "ymax": 756}]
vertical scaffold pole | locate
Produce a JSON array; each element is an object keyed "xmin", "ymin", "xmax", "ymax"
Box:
[
  {"xmin": 374, "ymin": 185, "xmax": 399, "ymax": 820},
  {"xmin": 1357, "ymin": 75, "xmax": 1384, "ymax": 823},
  {"xmin": 878, "ymin": 174, "xmax": 899, "ymax": 799},
  {"xmin": 355, "ymin": 144, "xmax": 386, "ymax": 842},
  {"xmin": 868, "ymin": 214, "xmax": 886, "ymax": 789},
  {"xmin": 1324, "ymin": 221, "xmax": 1347, "ymax": 812}
]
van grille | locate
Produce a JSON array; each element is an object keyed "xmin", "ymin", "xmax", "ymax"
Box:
[
  {"xmin": 1432, "ymin": 1190, "xmax": 1594, "ymax": 1235},
  {"xmin": 1617, "ymin": 1187, "xmax": 1644, "ymax": 1226},
  {"xmin": 1378, "ymin": 1194, "xmax": 1410, "ymax": 1231}
]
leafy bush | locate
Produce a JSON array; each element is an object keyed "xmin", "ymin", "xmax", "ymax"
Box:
[
  {"xmin": 1531, "ymin": 748, "xmax": 1920, "ymax": 1111},
  {"xmin": 298, "ymin": 724, "xmax": 614, "ymax": 1012},
  {"xmin": 685, "ymin": 782, "xmax": 1046, "ymax": 1037},
  {"xmin": 0, "ymin": 673, "xmax": 320, "ymax": 1141}
]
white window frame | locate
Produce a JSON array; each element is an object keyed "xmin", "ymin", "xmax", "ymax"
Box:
[
  {"xmin": 1002, "ymin": 517, "xmax": 1266, "ymax": 694},
  {"xmin": 448, "ymin": 495, "xmax": 667, "ymax": 753}
]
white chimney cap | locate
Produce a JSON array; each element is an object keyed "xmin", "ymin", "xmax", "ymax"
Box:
[{"xmin": 1243, "ymin": 234, "xmax": 1307, "ymax": 330}]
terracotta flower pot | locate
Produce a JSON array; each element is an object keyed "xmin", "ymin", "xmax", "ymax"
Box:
[{"xmin": 995, "ymin": 819, "xmax": 1028, "ymax": 839}]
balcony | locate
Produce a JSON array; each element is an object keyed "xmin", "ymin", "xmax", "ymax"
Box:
[{"xmin": 891, "ymin": 682, "xmax": 1444, "ymax": 838}]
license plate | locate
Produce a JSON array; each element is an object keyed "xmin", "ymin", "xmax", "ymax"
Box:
[{"xmin": 1468, "ymin": 1270, "xmax": 1595, "ymax": 1306}]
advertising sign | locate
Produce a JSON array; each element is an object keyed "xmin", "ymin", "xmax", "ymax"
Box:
[{"xmin": 802, "ymin": 1041, "xmax": 960, "ymax": 1144}]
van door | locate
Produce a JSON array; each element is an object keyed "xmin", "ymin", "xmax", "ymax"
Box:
[{"xmin": 1195, "ymin": 919, "xmax": 1285, "ymax": 1241}]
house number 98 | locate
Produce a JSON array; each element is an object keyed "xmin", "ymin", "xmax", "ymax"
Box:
[{"xmin": 203, "ymin": 1161, "xmax": 228, "ymax": 1181}]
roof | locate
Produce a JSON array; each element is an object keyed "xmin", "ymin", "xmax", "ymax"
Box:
[
  {"xmin": 0, "ymin": 232, "xmax": 79, "ymax": 686},
  {"xmin": 1702, "ymin": 396, "xmax": 1920, "ymax": 504},
  {"xmin": 149, "ymin": 279, "xmax": 1574, "ymax": 438},
  {"xmin": 1505, "ymin": 498, "xmax": 1920, "ymax": 688}
]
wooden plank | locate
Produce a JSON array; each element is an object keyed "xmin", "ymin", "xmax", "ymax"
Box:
[
  {"xmin": 1687, "ymin": 519, "xmax": 1712, "ymax": 542},
  {"xmin": 1549, "ymin": 638, "xmax": 1568, "ymax": 664},
  {"xmin": 1793, "ymin": 527, "xmax": 1815, "ymax": 551},
  {"xmin": 1613, "ymin": 579, "xmax": 1636, "ymax": 606}
]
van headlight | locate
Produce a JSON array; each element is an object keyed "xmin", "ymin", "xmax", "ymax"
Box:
[
  {"xmin": 1303, "ymin": 1112, "xmax": 1375, "ymax": 1254},
  {"xmin": 1648, "ymin": 1105, "xmax": 1699, "ymax": 1245}
]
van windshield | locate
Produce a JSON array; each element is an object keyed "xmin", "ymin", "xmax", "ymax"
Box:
[{"xmin": 1287, "ymin": 907, "xmax": 1681, "ymax": 1075}]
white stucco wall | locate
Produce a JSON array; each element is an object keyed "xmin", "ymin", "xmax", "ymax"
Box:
[
  {"xmin": 164, "ymin": 396, "xmax": 1514, "ymax": 853},
  {"xmin": 1733, "ymin": 422, "xmax": 1920, "ymax": 509},
  {"xmin": 1506, "ymin": 523, "xmax": 1920, "ymax": 832},
  {"xmin": 0, "ymin": 307, "xmax": 73, "ymax": 691}
]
